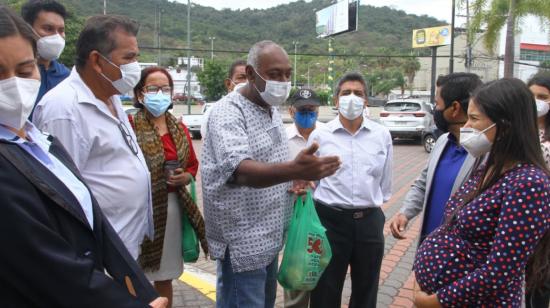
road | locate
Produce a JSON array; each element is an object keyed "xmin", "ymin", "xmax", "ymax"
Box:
[{"xmin": 171, "ymin": 135, "xmax": 430, "ymax": 308}]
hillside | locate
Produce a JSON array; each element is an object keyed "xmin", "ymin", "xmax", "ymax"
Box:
[{"xmin": 44, "ymin": 0, "xmax": 445, "ymax": 63}]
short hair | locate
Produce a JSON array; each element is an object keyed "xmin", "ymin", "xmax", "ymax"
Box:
[
  {"xmin": 21, "ymin": 0, "xmax": 67, "ymax": 25},
  {"xmin": 335, "ymin": 72, "xmax": 368, "ymax": 97},
  {"xmin": 75, "ymin": 15, "xmax": 139, "ymax": 69},
  {"xmin": 436, "ymin": 72, "xmax": 482, "ymax": 112},
  {"xmin": 228, "ymin": 60, "xmax": 246, "ymax": 79},
  {"xmin": 0, "ymin": 5, "xmax": 38, "ymax": 56},
  {"xmin": 247, "ymin": 40, "xmax": 287, "ymax": 70},
  {"xmin": 132, "ymin": 66, "xmax": 174, "ymax": 109}
]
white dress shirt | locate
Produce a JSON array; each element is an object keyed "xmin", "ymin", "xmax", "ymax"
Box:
[
  {"xmin": 285, "ymin": 121, "xmax": 324, "ymax": 158},
  {"xmin": 307, "ymin": 117, "xmax": 393, "ymax": 208},
  {"xmin": 33, "ymin": 68, "xmax": 153, "ymax": 258}
]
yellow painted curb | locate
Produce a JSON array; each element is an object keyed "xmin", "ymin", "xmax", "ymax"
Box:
[{"xmin": 179, "ymin": 271, "xmax": 217, "ymax": 301}]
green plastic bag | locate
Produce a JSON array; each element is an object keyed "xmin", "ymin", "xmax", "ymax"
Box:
[
  {"xmin": 277, "ymin": 190, "xmax": 332, "ymax": 290},
  {"xmin": 182, "ymin": 177, "xmax": 199, "ymax": 263}
]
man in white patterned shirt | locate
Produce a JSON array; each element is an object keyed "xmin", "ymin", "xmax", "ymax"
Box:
[
  {"xmin": 200, "ymin": 40, "xmax": 341, "ymax": 308},
  {"xmin": 308, "ymin": 72, "xmax": 393, "ymax": 308}
]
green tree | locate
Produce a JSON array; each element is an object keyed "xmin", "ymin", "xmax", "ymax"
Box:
[
  {"xmin": 468, "ymin": 0, "xmax": 550, "ymax": 78},
  {"xmin": 401, "ymin": 56, "xmax": 421, "ymax": 95},
  {"xmin": 197, "ymin": 60, "xmax": 226, "ymax": 101},
  {"xmin": 58, "ymin": 12, "xmax": 84, "ymax": 67}
]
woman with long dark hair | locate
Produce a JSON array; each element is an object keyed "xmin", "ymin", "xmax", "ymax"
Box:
[
  {"xmin": 526, "ymin": 73, "xmax": 550, "ymax": 308},
  {"xmin": 412, "ymin": 78, "xmax": 550, "ymax": 307}
]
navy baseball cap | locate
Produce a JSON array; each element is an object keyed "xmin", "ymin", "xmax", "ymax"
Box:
[{"xmin": 289, "ymin": 88, "xmax": 320, "ymax": 107}]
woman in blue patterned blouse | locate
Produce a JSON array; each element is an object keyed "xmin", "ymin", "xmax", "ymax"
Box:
[{"xmin": 412, "ymin": 78, "xmax": 550, "ymax": 307}]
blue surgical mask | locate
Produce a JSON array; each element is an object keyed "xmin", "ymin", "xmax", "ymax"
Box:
[
  {"xmin": 143, "ymin": 92, "xmax": 172, "ymax": 117},
  {"xmin": 294, "ymin": 111, "xmax": 317, "ymax": 129}
]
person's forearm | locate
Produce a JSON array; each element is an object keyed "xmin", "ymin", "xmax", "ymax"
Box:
[{"xmin": 232, "ymin": 159, "xmax": 298, "ymax": 188}]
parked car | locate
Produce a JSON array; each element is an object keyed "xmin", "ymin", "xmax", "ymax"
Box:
[
  {"xmin": 180, "ymin": 103, "xmax": 214, "ymax": 139},
  {"xmin": 421, "ymin": 124, "xmax": 443, "ymax": 153},
  {"xmin": 379, "ymin": 99, "xmax": 434, "ymax": 142}
]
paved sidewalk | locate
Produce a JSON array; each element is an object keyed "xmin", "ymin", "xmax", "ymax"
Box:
[{"xmin": 169, "ymin": 140, "xmax": 427, "ymax": 308}]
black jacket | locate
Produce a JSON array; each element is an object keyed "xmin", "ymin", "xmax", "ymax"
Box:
[{"xmin": 0, "ymin": 136, "xmax": 157, "ymax": 307}]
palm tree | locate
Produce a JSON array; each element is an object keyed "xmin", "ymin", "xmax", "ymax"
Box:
[
  {"xmin": 468, "ymin": 0, "xmax": 550, "ymax": 78},
  {"xmin": 402, "ymin": 57, "xmax": 421, "ymax": 96}
]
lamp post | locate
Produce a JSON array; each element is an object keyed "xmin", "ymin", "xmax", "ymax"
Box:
[
  {"xmin": 450, "ymin": 0, "xmax": 456, "ymax": 73},
  {"xmin": 103, "ymin": 0, "xmax": 106, "ymax": 14},
  {"xmin": 292, "ymin": 41, "xmax": 299, "ymax": 88},
  {"xmin": 186, "ymin": 0, "xmax": 192, "ymax": 113},
  {"xmin": 157, "ymin": 4, "xmax": 162, "ymax": 66},
  {"xmin": 208, "ymin": 36, "xmax": 216, "ymax": 60}
]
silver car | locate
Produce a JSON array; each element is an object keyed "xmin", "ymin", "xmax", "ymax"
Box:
[{"xmin": 379, "ymin": 99, "xmax": 434, "ymax": 141}]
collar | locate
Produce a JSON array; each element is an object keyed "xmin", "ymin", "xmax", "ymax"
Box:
[
  {"xmin": 69, "ymin": 67, "xmax": 124, "ymax": 121},
  {"xmin": 39, "ymin": 59, "xmax": 61, "ymax": 74},
  {"xmin": 327, "ymin": 116, "xmax": 371, "ymax": 134},
  {"xmin": 287, "ymin": 123, "xmax": 302, "ymax": 140},
  {"xmin": 0, "ymin": 122, "xmax": 38, "ymax": 143}
]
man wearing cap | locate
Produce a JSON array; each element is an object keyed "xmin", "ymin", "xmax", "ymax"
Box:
[
  {"xmin": 286, "ymin": 88, "xmax": 324, "ymax": 160},
  {"xmin": 283, "ymin": 88, "xmax": 324, "ymax": 308}
]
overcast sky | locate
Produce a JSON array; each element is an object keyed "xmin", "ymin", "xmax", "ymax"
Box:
[{"xmin": 185, "ymin": 0, "xmax": 453, "ymax": 22}]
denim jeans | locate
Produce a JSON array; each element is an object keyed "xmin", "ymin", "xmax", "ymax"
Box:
[{"xmin": 216, "ymin": 250, "xmax": 278, "ymax": 308}]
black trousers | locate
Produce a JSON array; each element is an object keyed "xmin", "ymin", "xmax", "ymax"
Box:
[{"xmin": 310, "ymin": 202, "xmax": 385, "ymax": 308}]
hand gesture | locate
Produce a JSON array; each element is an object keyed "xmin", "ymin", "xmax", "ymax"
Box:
[{"xmin": 294, "ymin": 142, "xmax": 340, "ymax": 181}]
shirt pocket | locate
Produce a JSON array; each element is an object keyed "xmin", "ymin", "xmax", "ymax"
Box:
[{"xmin": 358, "ymin": 149, "xmax": 386, "ymax": 178}]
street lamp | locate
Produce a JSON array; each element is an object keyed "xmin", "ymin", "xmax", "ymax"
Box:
[
  {"xmin": 186, "ymin": 0, "xmax": 192, "ymax": 113},
  {"xmin": 292, "ymin": 41, "xmax": 299, "ymax": 88},
  {"xmin": 103, "ymin": 0, "xmax": 106, "ymax": 14},
  {"xmin": 208, "ymin": 36, "xmax": 216, "ymax": 60}
]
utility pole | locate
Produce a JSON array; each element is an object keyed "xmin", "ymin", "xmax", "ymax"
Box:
[
  {"xmin": 209, "ymin": 36, "xmax": 216, "ymax": 60},
  {"xmin": 292, "ymin": 41, "xmax": 298, "ymax": 88},
  {"xmin": 186, "ymin": 0, "xmax": 192, "ymax": 113},
  {"xmin": 465, "ymin": 0, "xmax": 472, "ymax": 72},
  {"xmin": 328, "ymin": 37, "xmax": 335, "ymax": 105},
  {"xmin": 157, "ymin": 4, "xmax": 162, "ymax": 66},
  {"xmin": 103, "ymin": 0, "xmax": 106, "ymax": 14},
  {"xmin": 450, "ymin": 0, "xmax": 456, "ymax": 73}
]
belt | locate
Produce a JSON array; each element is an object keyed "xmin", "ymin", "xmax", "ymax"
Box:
[{"xmin": 314, "ymin": 200, "xmax": 379, "ymax": 219}]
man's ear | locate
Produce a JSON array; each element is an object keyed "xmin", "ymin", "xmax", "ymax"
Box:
[
  {"xmin": 89, "ymin": 51, "xmax": 102, "ymax": 74},
  {"xmin": 224, "ymin": 78, "xmax": 231, "ymax": 91},
  {"xmin": 245, "ymin": 65, "xmax": 255, "ymax": 83},
  {"xmin": 450, "ymin": 100, "xmax": 463, "ymax": 118},
  {"xmin": 333, "ymin": 95, "xmax": 339, "ymax": 108}
]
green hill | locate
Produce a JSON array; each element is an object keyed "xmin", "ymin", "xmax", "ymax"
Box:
[{"xmin": 6, "ymin": 0, "xmax": 444, "ymax": 63}]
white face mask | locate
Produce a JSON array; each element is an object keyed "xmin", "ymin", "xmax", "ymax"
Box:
[
  {"xmin": 0, "ymin": 77, "xmax": 40, "ymax": 129},
  {"xmin": 252, "ymin": 68, "xmax": 291, "ymax": 106},
  {"xmin": 37, "ymin": 33, "xmax": 65, "ymax": 61},
  {"xmin": 232, "ymin": 81, "xmax": 247, "ymax": 92},
  {"xmin": 536, "ymin": 99, "xmax": 549, "ymax": 118},
  {"xmin": 459, "ymin": 123, "xmax": 496, "ymax": 158},
  {"xmin": 338, "ymin": 94, "xmax": 365, "ymax": 120},
  {"xmin": 99, "ymin": 54, "xmax": 141, "ymax": 94}
]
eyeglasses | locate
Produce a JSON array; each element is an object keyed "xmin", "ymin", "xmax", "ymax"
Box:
[
  {"xmin": 144, "ymin": 85, "xmax": 172, "ymax": 95},
  {"xmin": 118, "ymin": 122, "xmax": 139, "ymax": 156}
]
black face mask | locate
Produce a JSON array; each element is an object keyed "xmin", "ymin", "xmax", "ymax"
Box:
[{"xmin": 433, "ymin": 108, "xmax": 449, "ymax": 133}]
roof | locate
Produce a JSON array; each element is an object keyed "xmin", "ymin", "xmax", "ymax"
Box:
[{"xmin": 520, "ymin": 43, "xmax": 550, "ymax": 52}]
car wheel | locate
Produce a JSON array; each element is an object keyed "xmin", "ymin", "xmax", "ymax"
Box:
[{"xmin": 423, "ymin": 134, "xmax": 436, "ymax": 153}]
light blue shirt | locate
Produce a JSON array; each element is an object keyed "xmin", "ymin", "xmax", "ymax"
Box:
[
  {"xmin": 0, "ymin": 122, "xmax": 94, "ymax": 229},
  {"xmin": 308, "ymin": 117, "xmax": 393, "ymax": 208}
]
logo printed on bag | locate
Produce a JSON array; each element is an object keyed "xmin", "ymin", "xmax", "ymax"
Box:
[{"xmin": 307, "ymin": 234, "xmax": 323, "ymax": 254}]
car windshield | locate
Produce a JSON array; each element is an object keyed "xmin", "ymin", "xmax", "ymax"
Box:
[{"xmin": 384, "ymin": 102, "xmax": 421, "ymax": 112}]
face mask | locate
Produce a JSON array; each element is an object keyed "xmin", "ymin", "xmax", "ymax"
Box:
[
  {"xmin": 363, "ymin": 106, "xmax": 370, "ymax": 118},
  {"xmin": 459, "ymin": 123, "xmax": 496, "ymax": 158},
  {"xmin": 433, "ymin": 108, "xmax": 449, "ymax": 133},
  {"xmin": 232, "ymin": 81, "xmax": 247, "ymax": 92},
  {"xmin": 143, "ymin": 91, "xmax": 172, "ymax": 117},
  {"xmin": 252, "ymin": 68, "xmax": 291, "ymax": 106},
  {"xmin": 0, "ymin": 77, "xmax": 40, "ymax": 129},
  {"xmin": 294, "ymin": 110, "xmax": 317, "ymax": 129},
  {"xmin": 37, "ymin": 33, "xmax": 65, "ymax": 61},
  {"xmin": 338, "ymin": 94, "xmax": 364, "ymax": 120},
  {"xmin": 536, "ymin": 99, "xmax": 549, "ymax": 118},
  {"xmin": 99, "ymin": 54, "xmax": 141, "ymax": 94}
]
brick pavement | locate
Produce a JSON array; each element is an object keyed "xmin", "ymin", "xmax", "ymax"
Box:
[{"xmin": 172, "ymin": 138, "xmax": 428, "ymax": 308}]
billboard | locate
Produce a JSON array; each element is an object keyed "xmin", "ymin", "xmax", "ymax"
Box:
[
  {"xmin": 316, "ymin": 0, "xmax": 358, "ymax": 38},
  {"xmin": 412, "ymin": 25, "xmax": 452, "ymax": 48}
]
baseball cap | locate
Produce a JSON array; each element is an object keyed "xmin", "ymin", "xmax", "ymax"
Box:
[{"xmin": 289, "ymin": 88, "xmax": 320, "ymax": 107}]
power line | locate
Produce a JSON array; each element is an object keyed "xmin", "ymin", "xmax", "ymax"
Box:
[{"xmin": 139, "ymin": 46, "xmax": 550, "ymax": 69}]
